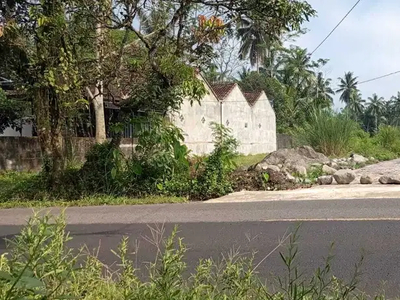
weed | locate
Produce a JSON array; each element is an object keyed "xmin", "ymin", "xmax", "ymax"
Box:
[{"xmin": 0, "ymin": 214, "xmax": 385, "ymax": 299}]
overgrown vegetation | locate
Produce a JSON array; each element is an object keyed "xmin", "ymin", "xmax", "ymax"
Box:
[
  {"xmin": 0, "ymin": 121, "xmax": 241, "ymax": 203},
  {"xmin": 293, "ymin": 109, "xmax": 400, "ymax": 160},
  {"xmin": 0, "ymin": 213, "xmax": 385, "ymax": 299}
]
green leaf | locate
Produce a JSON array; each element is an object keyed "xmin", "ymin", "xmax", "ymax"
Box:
[
  {"xmin": 0, "ymin": 270, "xmax": 13, "ymax": 281},
  {"xmin": 15, "ymin": 276, "xmax": 45, "ymax": 289}
]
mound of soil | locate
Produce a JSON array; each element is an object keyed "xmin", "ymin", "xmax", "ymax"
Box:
[{"xmin": 230, "ymin": 169, "xmax": 308, "ymax": 192}]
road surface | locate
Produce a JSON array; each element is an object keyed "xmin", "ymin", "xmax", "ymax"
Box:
[{"xmin": 1, "ymin": 199, "xmax": 400, "ymax": 296}]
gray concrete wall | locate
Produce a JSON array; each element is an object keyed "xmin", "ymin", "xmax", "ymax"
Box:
[
  {"xmin": 174, "ymin": 78, "xmax": 277, "ymax": 155},
  {"xmin": 170, "ymin": 82, "xmax": 221, "ymax": 155},
  {"xmin": 0, "ymin": 137, "xmax": 136, "ymax": 171}
]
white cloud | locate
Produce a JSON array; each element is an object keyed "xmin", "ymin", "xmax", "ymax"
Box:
[{"xmin": 293, "ymin": 0, "xmax": 400, "ymax": 108}]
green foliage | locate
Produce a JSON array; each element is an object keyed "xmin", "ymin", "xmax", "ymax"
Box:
[
  {"xmin": 126, "ymin": 115, "xmax": 191, "ymax": 196},
  {"xmin": 0, "ymin": 88, "xmax": 29, "ymax": 134},
  {"xmin": 0, "ymin": 214, "xmax": 383, "ymax": 299},
  {"xmin": 294, "ymin": 110, "xmax": 358, "ymax": 157},
  {"xmin": 191, "ymin": 123, "xmax": 239, "ymax": 199},
  {"xmin": 349, "ymin": 126, "xmax": 400, "ymax": 161},
  {"xmin": 80, "ymin": 141, "xmax": 125, "ymax": 195}
]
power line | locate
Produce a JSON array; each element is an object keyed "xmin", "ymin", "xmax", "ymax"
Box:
[
  {"xmin": 359, "ymin": 70, "xmax": 400, "ymax": 85},
  {"xmin": 310, "ymin": 0, "xmax": 362, "ymax": 55}
]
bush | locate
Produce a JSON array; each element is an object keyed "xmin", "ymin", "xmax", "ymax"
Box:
[
  {"xmin": 80, "ymin": 141, "xmax": 125, "ymax": 195},
  {"xmin": 294, "ymin": 110, "xmax": 358, "ymax": 157},
  {"xmin": 0, "ymin": 214, "xmax": 382, "ymax": 299},
  {"xmin": 191, "ymin": 122, "xmax": 239, "ymax": 200}
]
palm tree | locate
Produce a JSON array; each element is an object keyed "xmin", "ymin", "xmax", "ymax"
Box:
[
  {"xmin": 389, "ymin": 92, "xmax": 400, "ymax": 125},
  {"xmin": 237, "ymin": 18, "xmax": 272, "ymax": 70},
  {"xmin": 347, "ymin": 91, "xmax": 365, "ymax": 121},
  {"xmin": 367, "ymin": 93, "xmax": 385, "ymax": 132},
  {"xmin": 312, "ymin": 72, "xmax": 334, "ymax": 108},
  {"xmin": 336, "ymin": 72, "xmax": 359, "ymax": 104},
  {"xmin": 277, "ymin": 47, "xmax": 319, "ymax": 90}
]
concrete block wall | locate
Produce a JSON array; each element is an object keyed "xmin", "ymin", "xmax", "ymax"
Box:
[{"xmin": 174, "ymin": 78, "xmax": 277, "ymax": 155}]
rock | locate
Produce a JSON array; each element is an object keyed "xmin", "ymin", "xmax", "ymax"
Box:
[
  {"xmin": 379, "ymin": 176, "xmax": 390, "ymax": 184},
  {"xmin": 259, "ymin": 146, "xmax": 330, "ymax": 169},
  {"xmin": 291, "ymin": 165, "xmax": 307, "ymax": 176},
  {"xmin": 318, "ymin": 175, "xmax": 333, "ymax": 185},
  {"xmin": 322, "ymin": 165, "xmax": 337, "ymax": 175},
  {"xmin": 311, "ymin": 163, "xmax": 323, "ymax": 168},
  {"xmin": 261, "ymin": 164, "xmax": 281, "ymax": 173},
  {"xmin": 285, "ymin": 173, "xmax": 296, "ymax": 183},
  {"xmin": 328, "ymin": 161, "xmax": 339, "ymax": 169},
  {"xmin": 333, "ymin": 169, "xmax": 356, "ymax": 184},
  {"xmin": 360, "ymin": 175, "xmax": 373, "ymax": 184},
  {"xmin": 351, "ymin": 154, "xmax": 368, "ymax": 164},
  {"xmin": 277, "ymin": 164, "xmax": 283, "ymax": 169},
  {"xmin": 379, "ymin": 175, "xmax": 400, "ymax": 184}
]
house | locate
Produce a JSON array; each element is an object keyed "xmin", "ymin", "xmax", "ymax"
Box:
[
  {"xmin": 170, "ymin": 75, "xmax": 277, "ymax": 155},
  {"xmin": 0, "ymin": 76, "xmax": 33, "ymax": 137},
  {"xmin": 0, "ymin": 75, "xmax": 277, "ymax": 155}
]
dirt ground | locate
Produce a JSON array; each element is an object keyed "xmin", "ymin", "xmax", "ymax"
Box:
[{"xmin": 353, "ymin": 159, "xmax": 400, "ymax": 184}]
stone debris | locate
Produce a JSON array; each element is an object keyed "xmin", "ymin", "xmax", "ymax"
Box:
[{"xmin": 333, "ymin": 169, "xmax": 356, "ymax": 184}]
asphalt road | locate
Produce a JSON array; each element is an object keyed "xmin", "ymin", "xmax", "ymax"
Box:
[{"xmin": 1, "ymin": 199, "xmax": 400, "ymax": 296}]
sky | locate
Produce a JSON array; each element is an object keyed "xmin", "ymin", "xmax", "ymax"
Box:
[{"xmin": 293, "ymin": 0, "xmax": 400, "ymax": 109}]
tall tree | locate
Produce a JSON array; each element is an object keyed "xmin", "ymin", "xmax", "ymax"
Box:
[
  {"xmin": 337, "ymin": 72, "xmax": 359, "ymax": 104},
  {"xmin": 346, "ymin": 91, "xmax": 365, "ymax": 121},
  {"xmin": 237, "ymin": 19, "xmax": 271, "ymax": 70},
  {"xmin": 367, "ymin": 93, "xmax": 385, "ymax": 132}
]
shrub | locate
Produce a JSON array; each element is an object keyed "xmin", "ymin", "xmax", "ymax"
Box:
[
  {"xmin": 125, "ymin": 115, "xmax": 191, "ymax": 196},
  {"xmin": 80, "ymin": 141, "xmax": 125, "ymax": 195},
  {"xmin": 191, "ymin": 122, "xmax": 239, "ymax": 199},
  {"xmin": 374, "ymin": 125, "xmax": 400, "ymax": 155},
  {"xmin": 294, "ymin": 110, "xmax": 358, "ymax": 157},
  {"xmin": 0, "ymin": 214, "xmax": 381, "ymax": 299}
]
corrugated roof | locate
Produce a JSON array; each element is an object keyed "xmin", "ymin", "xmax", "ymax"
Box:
[
  {"xmin": 209, "ymin": 82, "xmax": 236, "ymax": 100},
  {"xmin": 243, "ymin": 91, "xmax": 263, "ymax": 106}
]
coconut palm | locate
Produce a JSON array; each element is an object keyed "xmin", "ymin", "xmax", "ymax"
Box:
[
  {"xmin": 347, "ymin": 91, "xmax": 365, "ymax": 121},
  {"xmin": 336, "ymin": 72, "xmax": 359, "ymax": 104},
  {"xmin": 389, "ymin": 92, "xmax": 400, "ymax": 125},
  {"xmin": 237, "ymin": 18, "xmax": 272, "ymax": 70},
  {"xmin": 277, "ymin": 47, "xmax": 319, "ymax": 90},
  {"xmin": 312, "ymin": 72, "xmax": 335, "ymax": 108},
  {"xmin": 367, "ymin": 93, "xmax": 385, "ymax": 132}
]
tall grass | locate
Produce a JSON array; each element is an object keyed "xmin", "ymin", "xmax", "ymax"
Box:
[
  {"xmin": 294, "ymin": 110, "xmax": 358, "ymax": 157},
  {"xmin": 0, "ymin": 214, "xmax": 385, "ymax": 299}
]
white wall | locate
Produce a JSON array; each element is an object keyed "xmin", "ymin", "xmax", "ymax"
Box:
[
  {"xmin": 221, "ymin": 88, "xmax": 276, "ymax": 155},
  {"xmin": 1, "ymin": 122, "xmax": 33, "ymax": 137},
  {"xmin": 172, "ymin": 79, "xmax": 277, "ymax": 155},
  {"xmin": 170, "ymin": 82, "xmax": 220, "ymax": 155}
]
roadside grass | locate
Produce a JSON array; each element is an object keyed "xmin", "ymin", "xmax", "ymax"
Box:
[
  {"xmin": 234, "ymin": 153, "xmax": 266, "ymax": 168},
  {"xmin": 0, "ymin": 172, "xmax": 186, "ymax": 208},
  {"xmin": 0, "ymin": 214, "xmax": 379, "ymax": 300},
  {"xmin": 0, "ymin": 195, "xmax": 186, "ymax": 209}
]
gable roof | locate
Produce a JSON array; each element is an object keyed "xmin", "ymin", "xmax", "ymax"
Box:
[
  {"xmin": 243, "ymin": 91, "xmax": 263, "ymax": 106},
  {"xmin": 209, "ymin": 82, "xmax": 237, "ymax": 101}
]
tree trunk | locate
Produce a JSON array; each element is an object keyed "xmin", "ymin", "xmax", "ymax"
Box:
[
  {"xmin": 35, "ymin": 87, "xmax": 64, "ymax": 187},
  {"xmin": 93, "ymin": 13, "xmax": 107, "ymax": 143},
  {"xmin": 93, "ymin": 83, "xmax": 107, "ymax": 143}
]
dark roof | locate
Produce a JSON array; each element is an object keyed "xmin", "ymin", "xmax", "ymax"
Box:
[
  {"xmin": 243, "ymin": 91, "xmax": 263, "ymax": 106},
  {"xmin": 209, "ymin": 82, "xmax": 237, "ymax": 100}
]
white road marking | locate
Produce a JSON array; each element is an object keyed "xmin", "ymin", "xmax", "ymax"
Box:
[{"xmin": 263, "ymin": 218, "xmax": 400, "ymax": 222}]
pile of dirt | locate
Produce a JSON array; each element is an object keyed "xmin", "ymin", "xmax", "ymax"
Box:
[
  {"xmin": 230, "ymin": 169, "xmax": 308, "ymax": 192},
  {"xmin": 258, "ymin": 146, "xmax": 330, "ymax": 169}
]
